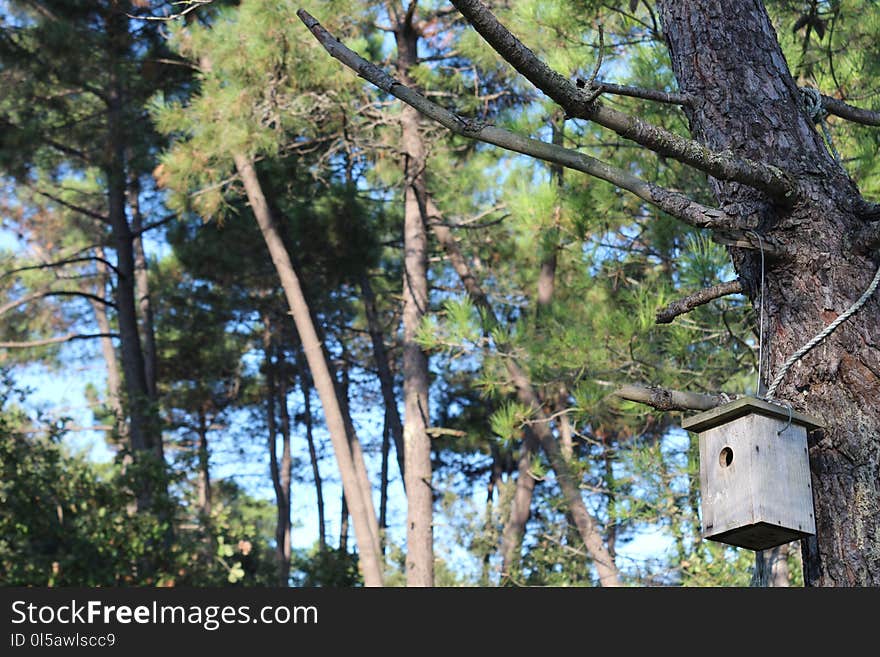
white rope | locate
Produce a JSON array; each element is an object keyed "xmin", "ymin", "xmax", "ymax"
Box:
[{"xmin": 765, "ymin": 261, "xmax": 880, "ymax": 399}]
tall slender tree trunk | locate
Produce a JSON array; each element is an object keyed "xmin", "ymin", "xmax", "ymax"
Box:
[
  {"xmin": 379, "ymin": 410, "xmax": 391, "ymax": 547},
  {"xmin": 396, "ymin": 13, "xmax": 434, "ymax": 587},
  {"xmin": 278, "ymin": 350, "xmax": 293, "ymax": 586},
  {"xmin": 128, "ymin": 180, "xmax": 158, "ymax": 400},
  {"xmin": 335, "ymin": 355, "xmax": 382, "ymax": 563},
  {"xmin": 483, "ymin": 445, "xmax": 504, "ymax": 585},
  {"xmin": 298, "ymin": 361, "xmax": 326, "ymax": 552},
  {"xmin": 660, "ymin": 0, "xmax": 880, "ymax": 586},
  {"xmin": 263, "ymin": 320, "xmax": 287, "ymax": 585},
  {"xmin": 104, "ymin": 9, "xmax": 164, "ymax": 530},
  {"xmin": 359, "ymin": 270, "xmax": 406, "ymax": 484},
  {"xmin": 234, "ymin": 153, "xmax": 383, "ymax": 587},
  {"xmin": 500, "ymin": 429, "xmax": 538, "ymax": 583},
  {"xmin": 339, "ymin": 491, "xmax": 349, "ymax": 554},
  {"xmin": 89, "ymin": 248, "xmax": 125, "ymax": 442},
  {"xmin": 196, "ymin": 406, "xmax": 212, "ymax": 519}
]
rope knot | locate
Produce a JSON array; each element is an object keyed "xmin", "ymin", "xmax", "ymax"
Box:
[
  {"xmin": 799, "ymin": 86, "xmax": 827, "ymax": 124},
  {"xmin": 798, "ymin": 86, "xmax": 841, "ymax": 164}
]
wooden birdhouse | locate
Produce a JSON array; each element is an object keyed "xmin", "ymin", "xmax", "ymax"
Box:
[{"xmin": 681, "ymin": 397, "xmax": 822, "ymax": 551}]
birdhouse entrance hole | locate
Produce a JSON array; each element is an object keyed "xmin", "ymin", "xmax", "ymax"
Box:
[{"xmin": 719, "ymin": 447, "xmax": 733, "ymax": 468}]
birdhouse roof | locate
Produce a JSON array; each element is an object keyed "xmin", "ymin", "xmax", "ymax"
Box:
[{"xmin": 681, "ymin": 396, "xmax": 824, "ymax": 433}]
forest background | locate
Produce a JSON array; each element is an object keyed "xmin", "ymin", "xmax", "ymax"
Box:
[{"xmin": 2, "ymin": 0, "xmax": 878, "ymax": 588}]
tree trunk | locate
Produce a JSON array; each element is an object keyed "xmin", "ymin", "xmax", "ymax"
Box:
[
  {"xmin": 483, "ymin": 444, "xmax": 504, "ymax": 585},
  {"xmin": 339, "ymin": 490, "xmax": 349, "ymax": 554},
  {"xmin": 299, "ymin": 360, "xmax": 326, "ymax": 552},
  {"xmin": 769, "ymin": 543, "xmax": 791, "ymax": 587},
  {"xmin": 89, "ymin": 248, "xmax": 125, "ymax": 442},
  {"xmin": 380, "ymin": 409, "xmax": 390, "ymax": 548},
  {"xmin": 335, "ymin": 351, "xmax": 382, "ymax": 562},
  {"xmin": 396, "ymin": 15, "xmax": 434, "ymax": 587},
  {"xmin": 660, "ymin": 0, "xmax": 880, "ymax": 586},
  {"xmin": 129, "ymin": 181, "xmax": 158, "ymax": 400},
  {"xmin": 104, "ymin": 11, "xmax": 165, "ymax": 533},
  {"xmin": 278, "ymin": 349, "xmax": 293, "ymax": 586},
  {"xmin": 359, "ymin": 270, "xmax": 406, "ymax": 484},
  {"xmin": 196, "ymin": 406, "xmax": 212, "ymax": 519},
  {"xmin": 234, "ymin": 153, "xmax": 383, "ymax": 587},
  {"xmin": 263, "ymin": 320, "xmax": 288, "ymax": 586},
  {"xmin": 500, "ymin": 429, "xmax": 538, "ymax": 583}
]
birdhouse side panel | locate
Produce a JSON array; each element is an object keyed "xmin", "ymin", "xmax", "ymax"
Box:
[{"xmin": 750, "ymin": 416, "xmax": 816, "ymax": 536}]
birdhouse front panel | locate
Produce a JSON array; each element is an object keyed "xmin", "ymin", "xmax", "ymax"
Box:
[{"xmin": 683, "ymin": 397, "xmax": 820, "ymax": 551}]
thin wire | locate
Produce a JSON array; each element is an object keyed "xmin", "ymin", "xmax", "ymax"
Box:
[
  {"xmin": 751, "ymin": 231, "xmax": 766, "ymax": 397},
  {"xmin": 766, "ymin": 260, "xmax": 880, "ymax": 399},
  {"xmin": 777, "ymin": 403, "xmax": 793, "ymax": 436}
]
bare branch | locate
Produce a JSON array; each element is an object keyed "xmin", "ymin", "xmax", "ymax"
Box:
[
  {"xmin": 655, "ymin": 279, "xmax": 744, "ymax": 324},
  {"xmin": 0, "ymin": 332, "xmax": 117, "ymax": 349},
  {"xmin": 0, "ymin": 290, "xmax": 116, "ymax": 317},
  {"xmin": 614, "ymin": 384, "xmax": 731, "ymax": 411},
  {"xmin": 448, "ymin": 0, "xmax": 797, "ymax": 205},
  {"xmin": 426, "ymin": 427, "xmax": 467, "ymax": 438},
  {"xmin": 588, "ymin": 80, "xmax": 691, "ymax": 106},
  {"xmin": 820, "ymin": 94, "xmax": 880, "ymax": 127},
  {"xmin": 32, "ymin": 188, "xmax": 109, "ymax": 223},
  {"xmin": 132, "ymin": 214, "xmax": 175, "ymax": 237},
  {"xmin": 1, "ymin": 255, "xmax": 119, "ymax": 280},
  {"xmin": 127, "ymin": 0, "xmax": 214, "ymax": 22},
  {"xmin": 298, "ymin": 11, "xmax": 734, "ymax": 231}
]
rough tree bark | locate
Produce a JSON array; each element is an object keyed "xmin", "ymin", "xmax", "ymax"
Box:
[
  {"xmin": 395, "ymin": 7, "xmax": 435, "ymax": 587},
  {"xmin": 235, "ymin": 154, "xmax": 383, "ymax": 586},
  {"xmin": 659, "ymin": 0, "xmax": 880, "ymax": 586}
]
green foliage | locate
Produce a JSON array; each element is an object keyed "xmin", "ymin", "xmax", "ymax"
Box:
[{"xmin": 291, "ymin": 543, "xmax": 362, "ymax": 587}]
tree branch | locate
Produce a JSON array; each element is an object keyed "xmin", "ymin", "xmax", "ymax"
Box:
[
  {"xmin": 32, "ymin": 188, "xmax": 109, "ymax": 223},
  {"xmin": 614, "ymin": 384, "xmax": 730, "ymax": 412},
  {"xmin": 448, "ymin": 0, "xmax": 797, "ymax": 205},
  {"xmin": 0, "ymin": 290, "xmax": 116, "ymax": 317},
  {"xmin": 132, "ymin": 214, "xmax": 176, "ymax": 237},
  {"xmin": 298, "ymin": 10, "xmax": 734, "ymax": 231},
  {"xmin": 1, "ymin": 255, "xmax": 119, "ymax": 280},
  {"xmin": 0, "ymin": 332, "xmax": 117, "ymax": 349},
  {"xmin": 588, "ymin": 80, "xmax": 691, "ymax": 106},
  {"xmin": 655, "ymin": 279, "xmax": 744, "ymax": 324},
  {"xmin": 820, "ymin": 94, "xmax": 880, "ymax": 127}
]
